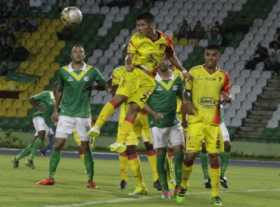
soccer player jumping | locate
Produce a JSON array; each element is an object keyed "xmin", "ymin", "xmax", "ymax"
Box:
[
  {"xmin": 88, "ymin": 12, "xmax": 190, "ymax": 161},
  {"xmin": 178, "ymin": 45, "xmax": 231, "ymax": 206},
  {"xmin": 37, "ymin": 45, "xmax": 106, "ymax": 188}
]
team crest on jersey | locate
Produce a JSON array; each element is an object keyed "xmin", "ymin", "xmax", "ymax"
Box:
[
  {"xmin": 84, "ymin": 76, "xmax": 89, "ymax": 81},
  {"xmin": 67, "ymin": 77, "xmax": 74, "ymax": 82}
]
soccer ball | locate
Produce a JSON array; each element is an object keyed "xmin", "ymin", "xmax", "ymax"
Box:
[{"xmin": 61, "ymin": 7, "xmax": 83, "ymax": 25}]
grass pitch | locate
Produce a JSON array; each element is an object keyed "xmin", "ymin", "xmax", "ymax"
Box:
[{"xmin": 0, "ymin": 154, "xmax": 279, "ymax": 207}]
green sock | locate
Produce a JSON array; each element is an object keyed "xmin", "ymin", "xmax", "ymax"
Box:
[
  {"xmin": 15, "ymin": 144, "xmax": 32, "ymax": 161},
  {"xmin": 29, "ymin": 138, "xmax": 44, "ymax": 161},
  {"xmin": 200, "ymin": 152, "xmax": 209, "ymax": 179},
  {"xmin": 84, "ymin": 149, "xmax": 94, "ymax": 181},
  {"xmin": 220, "ymin": 152, "xmax": 230, "ymax": 177},
  {"xmin": 49, "ymin": 150, "xmax": 61, "ymax": 178},
  {"xmin": 157, "ymin": 149, "xmax": 168, "ymax": 191},
  {"xmin": 174, "ymin": 150, "xmax": 183, "ymax": 186}
]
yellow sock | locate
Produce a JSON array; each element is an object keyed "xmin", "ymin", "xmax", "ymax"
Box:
[
  {"xmin": 95, "ymin": 102, "xmax": 116, "ymax": 128},
  {"xmin": 147, "ymin": 153, "xmax": 159, "ymax": 182},
  {"xmin": 181, "ymin": 164, "xmax": 193, "ymax": 188},
  {"xmin": 128, "ymin": 156, "xmax": 145, "ymax": 188},
  {"xmin": 119, "ymin": 153, "xmax": 128, "ymax": 181},
  {"xmin": 209, "ymin": 167, "xmax": 220, "ymax": 197},
  {"xmin": 73, "ymin": 130, "xmax": 81, "ymax": 146}
]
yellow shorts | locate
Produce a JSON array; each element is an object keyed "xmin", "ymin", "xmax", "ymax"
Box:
[
  {"xmin": 116, "ymin": 68, "xmax": 155, "ymax": 109},
  {"xmin": 186, "ymin": 122, "xmax": 221, "ymax": 154},
  {"xmin": 116, "ymin": 103, "xmax": 152, "ymax": 145}
]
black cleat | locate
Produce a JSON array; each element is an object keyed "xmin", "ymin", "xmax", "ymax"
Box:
[
  {"xmin": 220, "ymin": 176, "xmax": 228, "ymax": 189},
  {"xmin": 153, "ymin": 179, "xmax": 162, "ymax": 191},
  {"xmin": 204, "ymin": 178, "xmax": 212, "ymax": 189},
  {"xmin": 25, "ymin": 159, "xmax": 35, "ymax": 169},
  {"xmin": 212, "ymin": 196, "xmax": 222, "ymax": 206},
  {"xmin": 120, "ymin": 180, "xmax": 127, "ymax": 190},
  {"xmin": 13, "ymin": 158, "xmax": 19, "ymax": 169}
]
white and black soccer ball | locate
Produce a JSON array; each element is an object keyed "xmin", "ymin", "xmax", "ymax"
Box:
[{"xmin": 61, "ymin": 7, "xmax": 83, "ymax": 25}]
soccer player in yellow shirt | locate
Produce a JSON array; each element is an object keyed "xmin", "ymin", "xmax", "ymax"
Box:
[
  {"xmin": 178, "ymin": 45, "xmax": 231, "ymax": 206},
  {"xmin": 88, "ymin": 12, "xmax": 189, "ymax": 150},
  {"xmin": 109, "ymin": 65, "xmax": 161, "ymax": 195}
]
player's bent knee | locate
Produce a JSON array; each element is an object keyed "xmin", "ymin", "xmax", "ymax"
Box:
[
  {"xmin": 81, "ymin": 141, "xmax": 90, "ymax": 151},
  {"xmin": 144, "ymin": 142, "xmax": 154, "ymax": 151},
  {"xmin": 111, "ymin": 95, "xmax": 127, "ymax": 108},
  {"xmin": 208, "ymin": 153, "xmax": 220, "ymax": 168},
  {"xmin": 184, "ymin": 153, "xmax": 197, "ymax": 166},
  {"xmin": 54, "ymin": 138, "xmax": 66, "ymax": 150}
]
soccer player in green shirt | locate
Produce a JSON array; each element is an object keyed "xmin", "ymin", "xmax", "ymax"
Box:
[
  {"xmin": 145, "ymin": 58, "xmax": 185, "ymax": 199},
  {"xmin": 13, "ymin": 90, "xmax": 55, "ymax": 169},
  {"xmin": 37, "ymin": 45, "xmax": 106, "ymax": 188}
]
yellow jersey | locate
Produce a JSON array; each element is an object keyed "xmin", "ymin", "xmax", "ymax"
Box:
[
  {"xmin": 111, "ymin": 65, "xmax": 127, "ymax": 86},
  {"xmin": 127, "ymin": 31, "xmax": 174, "ymax": 75},
  {"xmin": 186, "ymin": 65, "xmax": 230, "ymax": 125}
]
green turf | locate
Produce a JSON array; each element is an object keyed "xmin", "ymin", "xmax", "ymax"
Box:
[{"xmin": 0, "ymin": 155, "xmax": 279, "ymax": 207}]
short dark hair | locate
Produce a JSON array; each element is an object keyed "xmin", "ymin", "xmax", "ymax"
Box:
[
  {"xmin": 72, "ymin": 43, "xmax": 84, "ymax": 50},
  {"xmin": 205, "ymin": 44, "xmax": 220, "ymax": 51},
  {"xmin": 136, "ymin": 12, "xmax": 154, "ymax": 24}
]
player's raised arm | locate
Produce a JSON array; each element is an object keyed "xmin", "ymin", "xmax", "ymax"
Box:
[
  {"xmin": 165, "ymin": 37, "xmax": 191, "ymax": 80},
  {"xmin": 221, "ymin": 72, "xmax": 232, "ymax": 103}
]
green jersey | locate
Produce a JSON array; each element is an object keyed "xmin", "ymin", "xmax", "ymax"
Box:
[
  {"xmin": 55, "ymin": 63, "xmax": 106, "ymax": 118},
  {"xmin": 31, "ymin": 90, "xmax": 55, "ymax": 126},
  {"xmin": 148, "ymin": 71, "xmax": 184, "ymax": 128}
]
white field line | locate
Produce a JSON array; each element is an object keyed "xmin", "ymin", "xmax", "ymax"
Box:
[{"xmin": 43, "ymin": 188, "xmax": 280, "ymax": 207}]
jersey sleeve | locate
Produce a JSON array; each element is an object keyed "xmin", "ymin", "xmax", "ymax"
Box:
[
  {"xmin": 53, "ymin": 69, "xmax": 64, "ymax": 91},
  {"xmin": 31, "ymin": 91, "xmax": 47, "ymax": 101},
  {"xmin": 93, "ymin": 68, "xmax": 106, "ymax": 87},
  {"xmin": 112, "ymin": 69, "xmax": 121, "ymax": 86},
  {"xmin": 127, "ymin": 35, "xmax": 138, "ymax": 55},
  {"xmin": 222, "ymin": 72, "xmax": 231, "ymax": 94}
]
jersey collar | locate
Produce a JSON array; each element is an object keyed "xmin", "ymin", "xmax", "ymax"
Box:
[
  {"xmin": 68, "ymin": 62, "xmax": 87, "ymax": 72},
  {"xmin": 155, "ymin": 71, "xmax": 177, "ymax": 91}
]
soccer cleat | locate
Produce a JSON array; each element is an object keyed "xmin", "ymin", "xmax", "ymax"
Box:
[
  {"xmin": 220, "ymin": 176, "xmax": 229, "ymax": 189},
  {"xmin": 120, "ymin": 179, "xmax": 127, "ymax": 190},
  {"xmin": 88, "ymin": 126, "xmax": 100, "ymax": 139},
  {"xmin": 40, "ymin": 149, "xmax": 47, "ymax": 156},
  {"xmin": 153, "ymin": 179, "xmax": 162, "ymax": 191},
  {"xmin": 109, "ymin": 142, "xmax": 127, "ymax": 153},
  {"xmin": 25, "ymin": 159, "xmax": 35, "ymax": 169},
  {"xmin": 204, "ymin": 178, "xmax": 212, "ymax": 189},
  {"xmin": 175, "ymin": 187, "xmax": 187, "ymax": 204},
  {"xmin": 87, "ymin": 180, "xmax": 97, "ymax": 189},
  {"xmin": 161, "ymin": 191, "xmax": 172, "ymax": 200},
  {"xmin": 128, "ymin": 186, "xmax": 148, "ymax": 196},
  {"xmin": 212, "ymin": 196, "xmax": 222, "ymax": 206},
  {"xmin": 37, "ymin": 178, "xmax": 55, "ymax": 185},
  {"xmin": 12, "ymin": 158, "xmax": 19, "ymax": 169}
]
